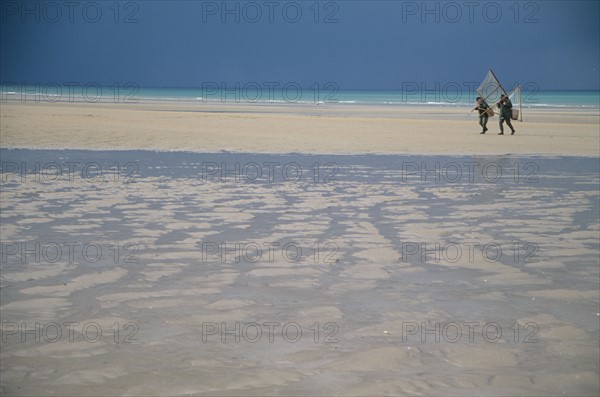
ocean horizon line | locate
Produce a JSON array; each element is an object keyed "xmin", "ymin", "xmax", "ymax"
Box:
[{"xmin": 1, "ymin": 85, "xmax": 598, "ymax": 108}]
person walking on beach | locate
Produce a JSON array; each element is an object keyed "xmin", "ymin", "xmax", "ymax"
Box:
[
  {"xmin": 498, "ymin": 94, "xmax": 516, "ymax": 135},
  {"xmin": 474, "ymin": 97, "xmax": 490, "ymax": 134}
]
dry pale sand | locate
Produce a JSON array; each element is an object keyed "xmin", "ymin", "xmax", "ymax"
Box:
[{"xmin": 0, "ymin": 101, "xmax": 598, "ymax": 156}]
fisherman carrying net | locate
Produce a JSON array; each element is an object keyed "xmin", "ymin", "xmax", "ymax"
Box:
[
  {"xmin": 498, "ymin": 94, "xmax": 516, "ymax": 135},
  {"xmin": 474, "ymin": 97, "xmax": 490, "ymax": 134}
]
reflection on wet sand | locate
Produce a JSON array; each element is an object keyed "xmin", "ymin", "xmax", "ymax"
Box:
[{"xmin": 1, "ymin": 150, "xmax": 598, "ymax": 396}]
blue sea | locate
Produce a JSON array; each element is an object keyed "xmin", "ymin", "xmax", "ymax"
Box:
[{"xmin": 1, "ymin": 84, "xmax": 599, "ymax": 109}]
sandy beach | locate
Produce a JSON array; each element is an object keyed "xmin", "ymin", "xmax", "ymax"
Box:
[
  {"xmin": 1, "ymin": 101, "xmax": 599, "ymax": 396},
  {"xmin": 2, "ymin": 0, "xmax": 599, "ymax": 394},
  {"xmin": 1, "ymin": 101, "xmax": 598, "ymax": 156}
]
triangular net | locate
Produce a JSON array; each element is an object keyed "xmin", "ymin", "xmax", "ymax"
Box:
[
  {"xmin": 476, "ymin": 70, "xmax": 507, "ymax": 107},
  {"xmin": 507, "ymin": 85, "xmax": 522, "ymax": 121}
]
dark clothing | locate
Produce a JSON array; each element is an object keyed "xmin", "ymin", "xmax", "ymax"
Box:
[
  {"xmin": 476, "ymin": 100, "xmax": 490, "ymax": 116},
  {"xmin": 498, "ymin": 98, "xmax": 515, "ymax": 133},
  {"xmin": 475, "ymin": 100, "xmax": 489, "ymax": 132},
  {"xmin": 479, "ymin": 113, "xmax": 488, "ymax": 130},
  {"xmin": 499, "ymin": 117, "xmax": 515, "ymax": 134},
  {"xmin": 479, "ymin": 116, "xmax": 488, "ymax": 126},
  {"xmin": 498, "ymin": 98, "xmax": 513, "ymax": 120}
]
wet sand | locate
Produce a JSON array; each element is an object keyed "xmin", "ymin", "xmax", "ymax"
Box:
[{"xmin": 1, "ymin": 150, "xmax": 598, "ymax": 396}]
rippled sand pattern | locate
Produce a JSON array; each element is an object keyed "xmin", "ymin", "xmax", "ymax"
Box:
[{"xmin": 1, "ymin": 150, "xmax": 598, "ymax": 396}]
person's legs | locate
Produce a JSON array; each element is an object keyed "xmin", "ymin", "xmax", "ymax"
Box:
[
  {"xmin": 506, "ymin": 118, "xmax": 516, "ymax": 134},
  {"xmin": 499, "ymin": 118, "xmax": 504, "ymax": 134},
  {"xmin": 482, "ymin": 115, "xmax": 488, "ymax": 131}
]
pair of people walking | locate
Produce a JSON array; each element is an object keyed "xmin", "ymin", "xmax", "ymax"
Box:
[{"xmin": 474, "ymin": 94, "xmax": 516, "ymax": 135}]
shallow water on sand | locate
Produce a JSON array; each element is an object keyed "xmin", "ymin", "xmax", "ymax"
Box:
[{"xmin": 1, "ymin": 149, "xmax": 598, "ymax": 396}]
